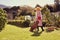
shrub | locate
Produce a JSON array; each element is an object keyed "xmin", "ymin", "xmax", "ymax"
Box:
[
  {"xmin": 15, "ymin": 16, "xmax": 25, "ymax": 20},
  {"xmin": 41, "ymin": 7, "xmax": 52, "ymax": 26},
  {"xmin": 8, "ymin": 20, "xmax": 24, "ymax": 27},
  {"xmin": 22, "ymin": 20, "xmax": 30, "ymax": 27},
  {"xmin": 8, "ymin": 20, "xmax": 30, "ymax": 27},
  {"xmin": 0, "ymin": 8, "xmax": 7, "ymax": 30}
]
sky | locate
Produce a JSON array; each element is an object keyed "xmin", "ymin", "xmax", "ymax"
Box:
[{"xmin": 0, "ymin": 0, "xmax": 54, "ymax": 7}]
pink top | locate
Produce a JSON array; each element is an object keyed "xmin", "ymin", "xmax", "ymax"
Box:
[{"xmin": 35, "ymin": 10, "xmax": 42, "ymax": 26}]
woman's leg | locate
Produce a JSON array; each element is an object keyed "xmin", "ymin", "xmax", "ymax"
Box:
[{"xmin": 41, "ymin": 26, "xmax": 44, "ymax": 31}]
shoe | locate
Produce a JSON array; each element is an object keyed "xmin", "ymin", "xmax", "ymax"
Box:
[{"xmin": 42, "ymin": 30, "xmax": 44, "ymax": 31}]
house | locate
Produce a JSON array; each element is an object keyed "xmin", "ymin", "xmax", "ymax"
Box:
[{"xmin": 3, "ymin": 6, "xmax": 20, "ymax": 20}]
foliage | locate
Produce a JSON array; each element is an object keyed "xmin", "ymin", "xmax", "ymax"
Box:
[
  {"xmin": 15, "ymin": 16, "xmax": 25, "ymax": 20},
  {"xmin": 8, "ymin": 20, "xmax": 30, "ymax": 27},
  {"xmin": 32, "ymin": 11, "xmax": 35, "ymax": 16},
  {"xmin": 22, "ymin": 19, "xmax": 30, "ymax": 27},
  {"xmin": 53, "ymin": 13, "xmax": 60, "ymax": 27},
  {"xmin": 41, "ymin": 7, "xmax": 52, "ymax": 25},
  {"xmin": 41, "ymin": 6, "xmax": 60, "ymax": 27},
  {"xmin": 0, "ymin": 8, "xmax": 7, "ymax": 30},
  {"xmin": 8, "ymin": 20, "xmax": 24, "ymax": 27}
]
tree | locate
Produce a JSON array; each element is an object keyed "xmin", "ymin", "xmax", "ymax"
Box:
[
  {"xmin": 0, "ymin": 8, "xmax": 7, "ymax": 31},
  {"xmin": 41, "ymin": 6, "xmax": 54, "ymax": 26},
  {"xmin": 42, "ymin": 6, "xmax": 60, "ymax": 27},
  {"xmin": 54, "ymin": 13, "xmax": 60, "ymax": 27},
  {"xmin": 45, "ymin": 4, "xmax": 54, "ymax": 12}
]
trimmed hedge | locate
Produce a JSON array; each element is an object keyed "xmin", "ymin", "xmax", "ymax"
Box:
[{"xmin": 8, "ymin": 20, "xmax": 30, "ymax": 27}]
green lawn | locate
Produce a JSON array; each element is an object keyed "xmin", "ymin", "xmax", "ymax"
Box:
[{"xmin": 0, "ymin": 24, "xmax": 60, "ymax": 40}]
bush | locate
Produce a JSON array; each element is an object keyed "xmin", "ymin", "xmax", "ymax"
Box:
[
  {"xmin": 22, "ymin": 20, "xmax": 30, "ymax": 27},
  {"xmin": 8, "ymin": 20, "xmax": 24, "ymax": 27},
  {"xmin": 15, "ymin": 16, "xmax": 25, "ymax": 20},
  {"xmin": 42, "ymin": 6, "xmax": 60, "ymax": 27},
  {"xmin": 0, "ymin": 8, "xmax": 7, "ymax": 30},
  {"xmin": 42, "ymin": 7, "xmax": 52, "ymax": 26},
  {"xmin": 8, "ymin": 20, "xmax": 30, "ymax": 27}
]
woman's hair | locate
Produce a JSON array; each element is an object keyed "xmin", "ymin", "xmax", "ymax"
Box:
[
  {"xmin": 35, "ymin": 4, "xmax": 41, "ymax": 8},
  {"xmin": 34, "ymin": 4, "xmax": 42, "ymax": 12}
]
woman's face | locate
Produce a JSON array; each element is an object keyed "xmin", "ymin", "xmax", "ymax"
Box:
[{"xmin": 35, "ymin": 7, "xmax": 41, "ymax": 11}]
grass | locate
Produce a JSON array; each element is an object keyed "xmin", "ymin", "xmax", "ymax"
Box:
[{"xmin": 0, "ymin": 24, "xmax": 60, "ymax": 40}]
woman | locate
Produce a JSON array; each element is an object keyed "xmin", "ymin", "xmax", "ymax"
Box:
[{"xmin": 34, "ymin": 5, "xmax": 44, "ymax": 31}]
